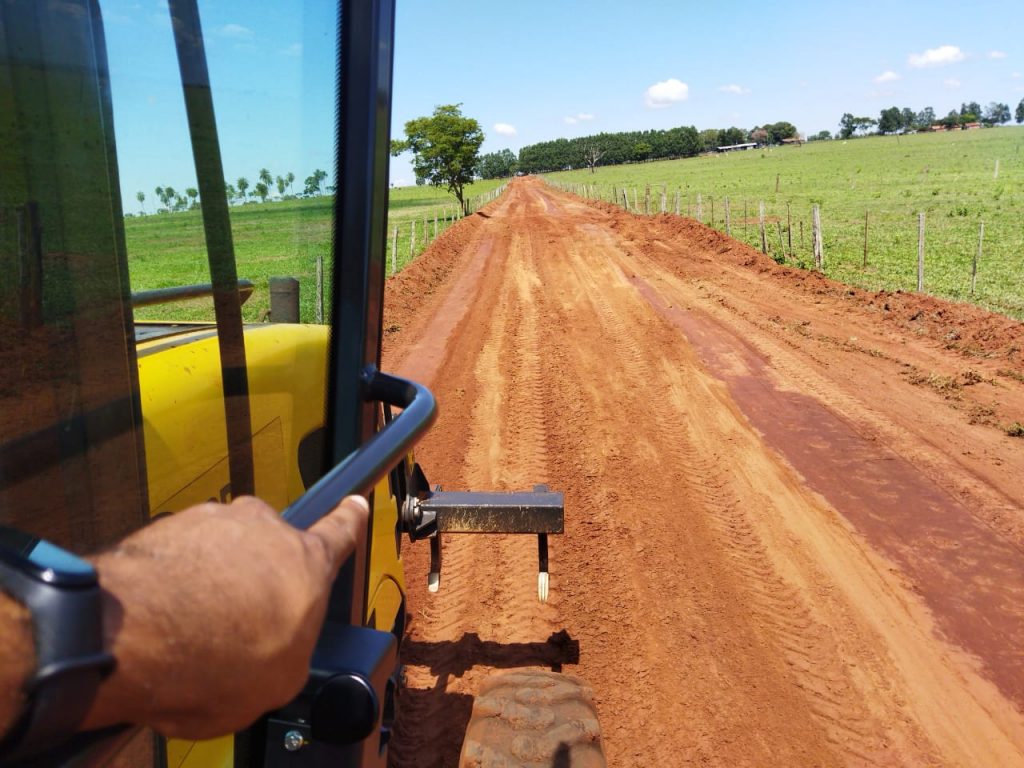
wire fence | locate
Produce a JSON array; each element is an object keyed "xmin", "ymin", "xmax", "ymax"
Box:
[{"xmin": 547, "ymin": 179, "xmax": 1024, "ymax": 320}]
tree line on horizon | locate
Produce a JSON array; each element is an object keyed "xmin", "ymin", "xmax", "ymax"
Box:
[
  {"xmin": 820, "ymin": 98, "xmax": 1024, "ymax": 141},
  {"xmin": 135, "ymin": 168, "xmax": 331, "ymax": 214},
  {"xmin": 492, "ymin": 121, "xmax": 798, "ymax": 177}
]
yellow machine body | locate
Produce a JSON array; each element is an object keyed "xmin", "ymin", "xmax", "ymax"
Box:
[{"xmin": 135, "ymin": 322, "xmax": 406, "ymax": 768}]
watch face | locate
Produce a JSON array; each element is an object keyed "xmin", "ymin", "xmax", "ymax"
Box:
[{"xmin": 0, "ymin": 525, "xmax": 97, "ymax": 587}]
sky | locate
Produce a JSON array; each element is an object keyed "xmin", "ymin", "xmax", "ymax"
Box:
[{"xmin": 102, "ymin": 0, "xmax": 1023, "ymax": 211}]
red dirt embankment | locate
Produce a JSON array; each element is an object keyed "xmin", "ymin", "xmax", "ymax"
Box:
[{"xmin": 383, "ymin": 178, "xmax": 1024, "ymax": 767}]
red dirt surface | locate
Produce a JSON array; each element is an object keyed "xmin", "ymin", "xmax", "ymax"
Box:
[{"xmin": 383, "ymin": 178, "xmax": 1024, "ymax": 767}]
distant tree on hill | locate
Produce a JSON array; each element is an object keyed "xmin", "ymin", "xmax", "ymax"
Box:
[
  {"xmin": 960, "ymin": 101, "xmax": 982, "ymax": 121},
  {"xmin": 765, "ymin": 121, "xmax": 798, "ymax": 143},
  {"xmin": 236, "ymin": 177, "xmax": 249, "ymax": 200},
  {"xmin": 900, "ymin": 107, "xmax": 917, "ymax": 131},
  {"xmin": 982, "ymin": 102, "xmax": 1011, "ymax": 126},
  {"xmin": 225, "ymin": 182, "xmax": 237, "ymax": 203},
  {"xmin": 286, "ymin": 171, "xmax": 295, "ymax": 194},
  {"xmin": 258, "ymin": 168, "xmax": 272, "ymax": 192},
  {"xmin": 185, "ymin": 187, "xmax": 199, "ymax": 209},
  {"xmin": 253, "ymin": 181, "xmax": 270, "ymax": 203},
  {"xmin": 718, "ymin": 127, "xmax": 747, "ymax": 146},
  {"xmin": 808, "ymin": 130, "xmax": 832, "ymax": 141},
  {"xmin": 838, "ymin": 113, "xmax": 876, "ymax": 138},
  {"xmin": 939, "ymin": 110, "xmax": 961, "ymax": 128},
  {"xmin": 275, "ymin": 175, "xmax": 287, "ymax": 196},
  {"xmin": 917, "ymin": 107, "xmax": 936, "ymax": 129},
  {"xmin": 136, "ymin": 191, "xmax": 145, "ymax": 213},
  {"xmin": 698, "ymin": 128, "xmax": 720, "ymax": 152},
  {"xmin": 749, "ymin": 127, "xmax": 768, "ymax": 145},
  {"xmin": 633, "ymin": 141, "xmax": 652, "ymax": 161},
  {"xmin": 1017, "ymin": 98, "xmax": 1024, "ymax": 124},
  {"xmin": 391, "ymin": 104, "xmax": 484, "ymax": 213},
  {"xmin": 878, "ymin": 106, "xmax": 903, "ymax": 134}
]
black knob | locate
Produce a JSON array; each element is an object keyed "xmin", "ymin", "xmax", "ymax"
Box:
[{"xmin": 310, "ymin": 673, "xmax": 380, "ymax": 745}]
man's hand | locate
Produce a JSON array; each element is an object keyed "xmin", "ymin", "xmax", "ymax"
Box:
[{"xmin": 81, "ymin": 495, "xmax": 369, "ymax": 739}]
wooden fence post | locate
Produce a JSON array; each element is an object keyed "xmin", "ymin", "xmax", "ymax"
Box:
[
  {"xmin": 917, "ymin": 212, "xmax": 925, "ymax": 291},
  {"xmin": 660, "ymin": 188, "xmax": 666, "ymax": 213},
  {"xmin": 696, "ymin": 193, "xmax": 703, "ymax": 221},
  {"xmin": 622, "ymin": 189, "xmax": 630, "ymax": 211},
  {"xmin": 972, "ymin": 221, "xmax": 984, "ymax": 295},
  {"xmin": 391, "ymin": 225, "xmax": 398, "ymax": 276},
  {"xmin": 786, "ymin": 203, "xmax": 792, "ymax": 255},
  {"xmin": 724, "ymin": 197, "xmax": 731, "ymax": 235},
  {"xmin": 644, "ymin": 184, "xmax": 651, "ymax": 215},
  {"xmin": 710, "ymin": 197, "xmax": 715, "ymax": 228},
  {"xmin": 316, "ymin": 251, "xmax": 324, "ymax": 323},
  {"xmin": 674, "ymin": 189, "xmax": 680, "ymax": 216},
  {"xmin": 862, "ymin": 212, "xmax": 869, "ymax": 268},
  {"xmin": 423, "ymin": 216, "xmax": 428, "ymax": 246},
  {"xmin": 776, "ymin": 222, "xmax": 785, "ymax": 256},
  {"xmin": 812, "ymin": 204, "xmax": 823, "ymax": 270},
  {"xmin": 759, "ymin": 200, "xmax": 767, "ymax": 254},
  {"xmin": 434, "ymin": 211, "xmax": 438, "ymax": 240},
  {"xmin": 633, "ymin": 188, "xmax": 639, "ymax": 211},
  {"xmin": 409, "ymin": 220, "xmax": 416, "ymax": 259}
]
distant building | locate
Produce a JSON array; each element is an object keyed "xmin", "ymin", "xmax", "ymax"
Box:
[
  {"xmin": 780, "ymin": 137, "xmax": 804, "ymax": 146},
  {"xmin": 962, "ymin": 122, "xmax": 982, "ymax": 130},
  {"xmin": 716, "ymin": 142, "xmax": 758, "ymax": 152}
]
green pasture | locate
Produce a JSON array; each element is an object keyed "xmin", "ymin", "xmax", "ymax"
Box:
[
  {"xmin": 126, "ymin": 179, "xmax": 506, "ymax": 323},
  {"xmin": 546, "ymin": 128, "xmax": 1024, "ymax": 319}
]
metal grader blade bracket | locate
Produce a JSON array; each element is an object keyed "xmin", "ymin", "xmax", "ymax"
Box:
[{"xmin": 401, "ymin": 465, "xmax": 563, "ymax": 602}]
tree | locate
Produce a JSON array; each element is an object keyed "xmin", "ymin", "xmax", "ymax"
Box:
[
  {"xmin": 808, "ymin": 130, "xmax": 831, "ymax": 141},
  {"xmin": 185, "ymin": 187, "xmax": 199, "ymax": 209},
  {"xmin": 303, "ymin": 169, "xmax": 328, "ymax": 196},
  {"xmin": 698, "ymin": 128, "xmax": 720, "ymax": 152},
  {"xmin": 286, "ymin": 171, "xmax": 295, "ymax": 194},
  {"xmin": 982, "ymin": 102, "xmax": 1011, "ymax": 126},
  {"xmin": 632, "ymin": 141, "xmax": 652, "ymax": 161},
  {"xmin": 960, "ymin": 101, "xmax": 982, "ymax": 121},
  {"xmin": 236, "ymin": 177, "xmax": 249, "ymax": 200},
  {"xmin": 275, "ymin": 175, "xmax": 287, "ymax": 196},
  {"xmin": 878, "ymin": 106, "xmax": 902, "ymax": 134},
  {"xmin": 750, "ymin": 127, "xmax": 768, "ymax": 145},
  {"xmin": 718, "ymin": 127, "xmax": 747, "ymax": 146},
  {"xmin": 765, "ymin": 121, "xmax": 798, "ymax": 144},
  {"xmin": 900, "ymin": 107, "xmax": 916, "ymax": 131},
  {"xmin": 225, "ymin": 182, "xmax": 237, "ymax": 204},
  {"xmin": 477, "ymin": 149, "xmax": 518, "ymax": 179},
  {"xmin": 173, "ymin": 194, "xmax": 187, "ymax": 212},
  {"xmin": 136, "ymin": 191, "xmax": 145, "ymax": 213},
  {"xmin": 391, "ymin": 104, "xmax": 484, "ymax": 212},
  {"xmin": 916, "ymin": 107, "xmax": 936, "ymax": 130},
  {"xmin": 1017, "ymin": 98, "xmax": 1024, "ymax": 124},
  {"xmin": 253, "ymin": 181, "xmax": 270, "ymax": 203},
  {"xmin": 838, "ymin": 113, "xmax": 857, "ymax": 139},
  {"xmin": 259, "ymin": 168, "xmax": 272, "ymax": 192},
  {"xmin": 579, "ymin": 142, "xmax": 604, "ymax": 173}
]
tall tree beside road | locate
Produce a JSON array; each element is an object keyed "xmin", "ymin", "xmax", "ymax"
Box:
[
  {"xmin": 391, "ymin": 104, "xmax": 484, "ymax": 212},
  {"xmin": 236, "ymin": 177, "xmax": 249, "ymax": 200}
]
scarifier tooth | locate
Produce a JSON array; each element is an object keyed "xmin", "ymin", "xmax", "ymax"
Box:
[
  {"xmin": 538, "ymin": 572, "xmax": 549, "ymax": 603},
  {"xmin": 427, "ymin": 572, "xmax": 440, "ymax": 593}
]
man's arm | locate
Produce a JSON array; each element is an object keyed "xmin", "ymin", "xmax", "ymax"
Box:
[
  {"xmin": 1, "ymin": 494, "xmax": 368, "ymax": 742},
  {"xmin": 0, "ymin": 594, "xmax": 34, "ymax": 739}
]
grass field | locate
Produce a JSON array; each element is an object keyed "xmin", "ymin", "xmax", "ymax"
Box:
[
  {"xmin": 546, "ymin": 128, "xmax": 1024, "ymax": 319},
  {"xmin": 126, "ymin": 178, "xmax": 506, "ymax": 323}
]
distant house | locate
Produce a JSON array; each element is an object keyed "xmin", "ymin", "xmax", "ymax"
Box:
[
  {"xmin": 716, "ymin": 142, "xmax": 757, "ymax": 152},
  {"xmin": 780, "ymin": 137, "xmax": 804, "ymax": 146},
  {"xmin": 929, "ymin": 124, "xmax": 948, "ymax": 132},
  {"xmin": 962, "ymin": 122, "xmax": 981, "ymax": 130}
]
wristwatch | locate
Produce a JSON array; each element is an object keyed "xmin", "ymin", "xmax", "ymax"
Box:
[{"xmin": 0, "ymin": 525, "xmax": 114, "ymax": 760}]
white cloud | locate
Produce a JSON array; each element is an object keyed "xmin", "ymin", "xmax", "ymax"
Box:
[
  {"xmin": 644, "ymin": 78, "xmax": 689, "ymax": 108},
  {"xmin": 988, "ymin": 50, "xmax": 1007, "ymax": 59},
  {"xmin": 908, "ymin": 45, "xmax": 965, "ymax": 68},
  {"xmin": 943, "ymin": 78, "xmax": 961, "ymax": 89},
  {"xmin": 220, "ymin": 23, "xmax": 254, "ymax": 39},
  {"xmin": 564, "ymin": 112, "xmax": 595, "ymax": 125},
  {"xmin": 1014, "ymin": 72, "xmax": 1022, "ymax": 79},
  {"xmin": 563, "ymin": 116, "xmax": 577, "ymax": 125},
  {"xmin": 873, "ymin": 70, "xmax": 900, "ymax": 83},
  {"xmin": 718, "ymin": 84, "xmax": 750, "ymax": 95},
  {"xmin": 576, "ymin": 112, "xmax": 595, "ymax": 121},
  {"xmin": 282, "ymin": 42, "xmax": 303, "ymax": 57},
  {"xmin": 494, "ymin": 122, "xmax": 517, "ymax": 136}
]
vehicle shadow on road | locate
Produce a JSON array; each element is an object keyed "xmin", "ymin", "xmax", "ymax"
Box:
[{"xmin": 402, "ymin": 628, "xmax": 580, "ymax": 676}]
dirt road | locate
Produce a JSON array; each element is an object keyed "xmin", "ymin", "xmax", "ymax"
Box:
[{"xmin": 383, "ymin": 178, "xmax": 1024, "ymax": 767}]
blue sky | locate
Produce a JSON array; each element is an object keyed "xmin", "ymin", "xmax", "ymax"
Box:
[{"xmin": 103, "ymin": 1, "xmax": 1022, "ymax": 210}]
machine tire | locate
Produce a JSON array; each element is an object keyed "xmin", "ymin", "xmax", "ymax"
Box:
[{"xmin": 458, "ymin": 670, "xmax": 606, "ymax": 768}]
